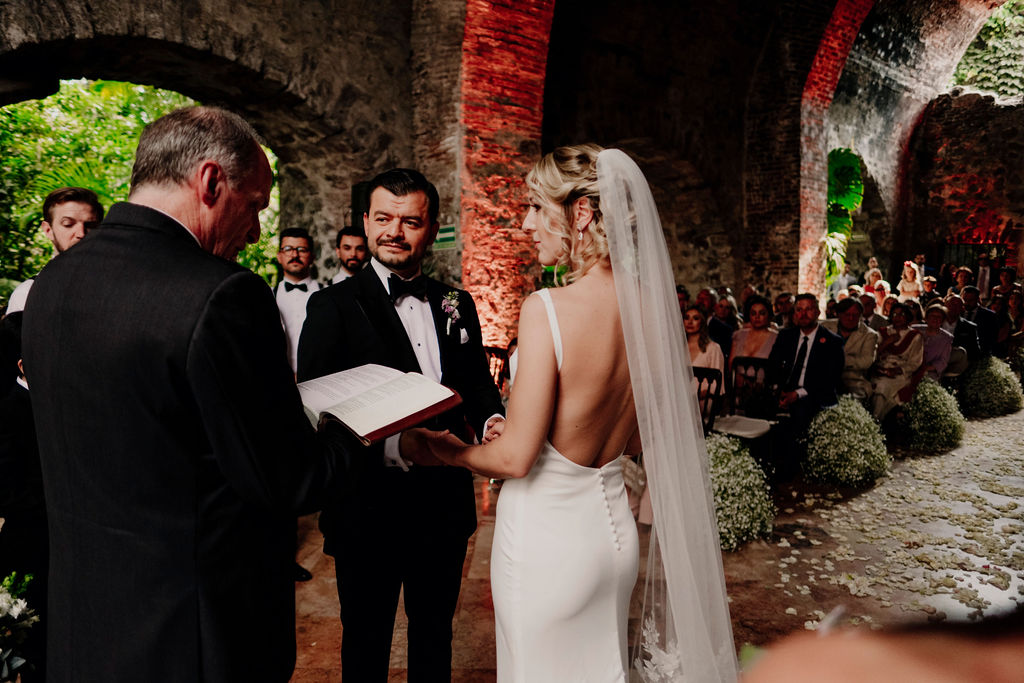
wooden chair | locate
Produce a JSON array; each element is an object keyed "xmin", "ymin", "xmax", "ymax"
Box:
[
  {"xmin": 713, "ymin": 356, "xmax": 775, "ymax": 440},
  {"xmin": 691, "ymin": 367, "xmax": 724, "ymax": 435}
]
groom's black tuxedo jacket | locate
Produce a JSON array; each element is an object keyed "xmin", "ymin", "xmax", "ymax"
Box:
[
  {"xmin": 297, "ymin": 265, "xmax": 503, "ymax": 552},
  {"xmin": 22, "ymin": 203, "xmax": 356, "ymax": 683}
]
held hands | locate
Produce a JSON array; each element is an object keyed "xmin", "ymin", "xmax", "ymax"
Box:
[
  {"xmin": 401, "ymin": 428, "xmax": 467, "ymax": 466},
  {"xmin": 483, "ymin": 416, "xmax": 506, "ymax": 443}
]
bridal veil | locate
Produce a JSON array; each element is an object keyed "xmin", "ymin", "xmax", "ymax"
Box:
[{"xmin": 598, "ymin": 149, "xmax": 738, "ymax": 682}]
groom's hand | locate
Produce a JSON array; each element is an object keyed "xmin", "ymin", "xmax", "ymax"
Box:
[{"xmin": 399, "ymin": 428, "xmax": 444, "ymax": 466}]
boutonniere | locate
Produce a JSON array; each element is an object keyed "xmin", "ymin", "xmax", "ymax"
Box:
[{"xmin": 441, "ymin": 291, "xmax": 461, "ymax": 334}]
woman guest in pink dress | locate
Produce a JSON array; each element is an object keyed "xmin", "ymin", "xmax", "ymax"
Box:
[{"xmin": 730, "ymin": 295, "xmax": 778, "ymax": 363}]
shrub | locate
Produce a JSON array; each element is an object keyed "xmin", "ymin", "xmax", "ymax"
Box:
[
  {"xmin": 706, "ymin": 434, "xmax": 774, "ymax": 551},
  {"xmin": 900, "ymin": 378, "xmax": 965, "ymax": 453},
  {"xmin": 803, "ymin": 395, "xmax": 890, "ymax": 487},
  {"xmin": 958, "ymin": 356, "xmax": 1024, "ymax": 418}
]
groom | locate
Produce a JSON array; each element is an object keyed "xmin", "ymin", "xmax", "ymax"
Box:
[{"xmin": 297, "ymin": 168, "xmax": 504, "ymax": 681}]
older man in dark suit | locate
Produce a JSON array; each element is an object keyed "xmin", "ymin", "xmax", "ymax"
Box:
[
  {"xmin": 298, "ymin": 168, "xmax": 504, "ymax": 682},
  {"xmin": 22, "ymin": 107, "xmax": 359, "ymax": 683}
]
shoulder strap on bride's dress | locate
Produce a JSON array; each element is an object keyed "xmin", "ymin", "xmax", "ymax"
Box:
[
  {"xmin": 536, "ymin": 289, "xmax": 564, "ymax": 370},
  {"xmin": 599, "ymin": 149, "xmax": 738, "ymax": 682}
]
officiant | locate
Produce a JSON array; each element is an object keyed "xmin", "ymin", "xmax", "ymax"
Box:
[
  {"xmin": 21, "ymin": 106, "xmax": 362, "ymax": 683},
  {"xmin": 298, "ymin": 168, "xmax": 504, "ymax": 682}
]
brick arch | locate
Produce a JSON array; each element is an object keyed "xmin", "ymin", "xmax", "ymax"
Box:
[{"xmin": 0, "ymin": 0, "xmax": 415, "ymax": 278}]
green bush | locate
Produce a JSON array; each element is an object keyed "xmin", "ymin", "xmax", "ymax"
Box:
[
  {"xmin": 900, "ymin": 378, "xmax": 965, "ymax": 453},
  {"xmin": 706, "ymin": 434, "xmax": 774, "ymax": 551},
  {"xmin": 803, "ymin": 395, "xmax": 890, "ymax": 487},
  {"xmin": 959, "ymin": 356, "xmax": 1024, "ymax": 418}
]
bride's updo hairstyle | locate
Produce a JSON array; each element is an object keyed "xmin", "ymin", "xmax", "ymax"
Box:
[{"xmin": 526, "ymin": 143, "xmax": 609, "ymax": 283}]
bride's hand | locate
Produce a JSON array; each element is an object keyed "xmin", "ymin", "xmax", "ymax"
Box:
[{"xmin": 482, "ymin": 416, "xmax": 506, "ymax": 443}]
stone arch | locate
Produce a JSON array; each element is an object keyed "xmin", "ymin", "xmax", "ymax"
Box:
[{"xmin": 0, "ymin": 0, "xmax": 416, "ymax": 279}]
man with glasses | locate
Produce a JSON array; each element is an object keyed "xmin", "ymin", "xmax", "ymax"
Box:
[{"xmin": 274, "ymin": 227, "xmax": 321, "ymax": 374}]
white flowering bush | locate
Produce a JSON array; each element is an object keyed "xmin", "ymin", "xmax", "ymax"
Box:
[
  {"xmin": 803, "ymin": 396, "xmax": 890, "ymax": 487},
  {"xmin": 958, "ymin": 356, "xmax": 1023, "ymax": 418},
  {"xmin": 1, "ymin": 572, "xmax": 38, "ymax": 683},
  {"xmin": 707, "ymin": 433, "xmax": 774, "ymax": 550},
  {"xmin": 899, "ymin": 378, "xmax": 965, "ymax": 453}
]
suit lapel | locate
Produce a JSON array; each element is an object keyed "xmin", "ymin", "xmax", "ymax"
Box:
[{"xmin": 353, "ymin": 268, "xmax": 422, "ymax": 373}]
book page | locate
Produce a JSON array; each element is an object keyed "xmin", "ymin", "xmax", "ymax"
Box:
[
  {"xmin": 297, "ymin": 364, "xmax": 404, "ymax": 416},
  {"xmin": 323, "ymin": 373, "xmax": 455, "ymax": 437}
]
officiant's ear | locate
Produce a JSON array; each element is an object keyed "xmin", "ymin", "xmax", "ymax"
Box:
[
  {"xmin": 197, "ymin": 161, "xmax": 226, "ymax": 207},
  {"xmin": 572, "ymin": 196, "xmax": 593, "ymax": 231}
]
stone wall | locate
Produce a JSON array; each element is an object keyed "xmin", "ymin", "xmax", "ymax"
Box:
[{"xmin": 906, "ymin": 90, "xmax": 1024, "ymax": 269}]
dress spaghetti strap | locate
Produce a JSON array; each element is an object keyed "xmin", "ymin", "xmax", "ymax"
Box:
[{"xmin": 536, "ymin": 289, "xmax": 563, "ymax": 370}]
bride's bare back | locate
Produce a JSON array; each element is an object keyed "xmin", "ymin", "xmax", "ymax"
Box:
[{"xmin": 540, "ymin": 263, "xmax": 637, "ymax": 468}]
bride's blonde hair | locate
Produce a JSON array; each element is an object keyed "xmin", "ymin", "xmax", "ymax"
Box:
[{"xmin": 525, "ymin": 144, "xmax": 609, "ymax": 283}]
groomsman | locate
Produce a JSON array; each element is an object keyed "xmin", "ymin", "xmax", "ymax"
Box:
[
  {"xmin": 298, "ymin": 168, "xmax": 504, "ymax": 682},
  {"xmin": 331, "ymin": 226, "xmax": 369, "ymax": 283},
  {"xmin": 273, "ymin": 227, "xmax": 321, "ymax": 374}
]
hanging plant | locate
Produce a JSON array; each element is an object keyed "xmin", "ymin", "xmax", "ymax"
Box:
[{"xmin": 824, "ymin": 148, "xmax": 865, "ymax": 282}]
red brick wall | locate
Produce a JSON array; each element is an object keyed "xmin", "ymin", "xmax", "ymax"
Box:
[
  {"xmin": 460, "ymin": 0, "xmax": 555, "ymax": 345},
  {"xmin": 799, "ymin": 0, "xmax": 874, "ymax": 294}
]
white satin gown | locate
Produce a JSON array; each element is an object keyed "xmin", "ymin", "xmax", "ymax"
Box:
[{"xmin": 491, "ymin": 289, "xmax": 640, "ymax": 682}]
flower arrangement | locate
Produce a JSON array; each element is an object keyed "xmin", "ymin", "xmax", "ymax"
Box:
[
  {"xmin": 899, "ymin": 378, "xmax": 965, "ymax": 453},
  {"xmin": 441, "ymin": 291, "xmax": 461, "ymax": 334},
  {"xmin": 1009, "ymin": 344, "xmax": 1024, "ymax": 385},
  {"xmin": 803, "ymin": 395, "xmax": 890, "ymax": 487},
  {"xmin": 1, "ymin": 572, "xmax": 38, "ymax": 683},
  {"xmin": 958, "ymin": 356, "xmax": 1023, "ymax": 418},
  {"xmin": 706, "ymin": 433, "xmax": 774, "ymax": 551}
]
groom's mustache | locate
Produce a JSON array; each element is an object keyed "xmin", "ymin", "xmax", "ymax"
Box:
[{"xmin": 377, "ymin": 238, "xmax": 410, "ymax": 251}]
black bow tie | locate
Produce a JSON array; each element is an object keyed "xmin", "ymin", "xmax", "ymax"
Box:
[
  {"xmin": 388, "ymin": 274, "xmax": 428, "ymax": 302},
  {"xmin": 284, "ymin": 281, "xmax": 308, "ymax": 292}
]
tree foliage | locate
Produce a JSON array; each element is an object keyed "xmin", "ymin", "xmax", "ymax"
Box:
[
  {"xmin": 0, "ymin": 79, "xmax": 280, "ymax": 294},
  {"xmin": 824, "ymin": 148, "xmax": 864, "ymax": 283},
  {"xmin": 953, "ymin": 0, "xmax": 1024, "ymax": 98}
]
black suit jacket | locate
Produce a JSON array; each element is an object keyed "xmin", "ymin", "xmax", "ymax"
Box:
[
  {"xmin": 768, "ymin": 324, "xmax": 845, "ymax": 412},
  {"xmin": 966, "ymin": 306, "xmax": 999, "ymax": 356},
  {"xmin": 952, "ymin": 317, "xmax": 981, "ymax": 360},
  {"xmin": 297, "ymin": 265, "xmax": 503, "ymax": 553},
  {"xmin": 22, "ymin": 203, "xmax": 357, "ymax": 683}
]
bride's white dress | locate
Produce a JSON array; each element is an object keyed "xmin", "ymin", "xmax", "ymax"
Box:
[{"xmin": 491, "ymin": 289, "xmax": 640, "ymax": 682}]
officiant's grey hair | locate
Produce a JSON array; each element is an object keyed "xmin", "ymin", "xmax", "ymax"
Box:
[{"xmin": 129, "ymin": 106, "xmax": 265, "ymax": 193}]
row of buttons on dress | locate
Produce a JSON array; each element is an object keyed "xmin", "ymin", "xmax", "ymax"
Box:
[{"xmin": 597, "ymin": 469, "xmax": 623, "ymax": 552}]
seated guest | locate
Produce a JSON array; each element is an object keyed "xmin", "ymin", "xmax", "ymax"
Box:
[
  {"xmin": 714, "ymin": 293, "xmax": 742, "ymax": 331},
  {"xmin": 861, "ymin": 256, "xmax": 880, "ymax": 285},
  {"xmin": 897, "ymin": 261, "xmax": 922, "ymax": 302},
  {"xmin": 943, "ymin": 294, "xmax": 981, "ymax": 363},
  {"xmin": 773, "ymin": 292, "xmax": 794, "ymax": 329},
  {"xmin": 912, "ymin": 304, "xmax": 954, "ymax": 381},
  {"xmin": 824, "ymin": 298, "xmax": 838, "ymax": 319},
  {"xmin": 823, "ymin": 297, "xmax": 879, "ymax": 400},
  {"xmin": 675, "ymin": 284, "xmax": 690, "ymax": 312},
  {"xmin": 961, "ymin": 285, "xmax": 999, "ymax": 357},
  {"xmin": 697, "ymin": 288, "xmax": 734, "ymax": 359},
  {"xmin": 988, "ymin": 266, "xmax": 1017, "ymax": 302},
  {"xmin": 863, "ymin": 267, "xmax": 883, "ymax": 295},
  {"xmin": 738, "ymin": 283, "xmax": 759, "ymax": 312},
  {"xmin": 731, "ymin": 295, "xmax": 778, "ymax": 361},
  {"xmin": 947, "ymin": 266, "xmax": 972, "ymax": 296},
  {"xmin": 877, "ymin": 285, "xmax": 894, "ymax": 313},
  {"xmin": 904, "ymin": 299, "xmax": 924, "ymax": 325},
  {"xmin": 768, "ymin": 293, "xmax": 844, "ymax": 430},
  {"xmin": 975, "ymin": 252, "xmax": 993, "ymax": 300},
  {"xmin": 684, "ymin": 304, "xmax": 725, "ymax": 378},
  {"xmin": 860, "ymin": 293, "xmax": 888, "ymax": 331},
  {"xmin": 871, "ymin": 302, "xmax": 924, "ymax": 421},
  {"xmin": 988, "ymin": 293, "xmax": 1013, "ymax": 358},
  {"xmin": 919, "ymin": 275, "xmax": 941, "ymax": 308}
]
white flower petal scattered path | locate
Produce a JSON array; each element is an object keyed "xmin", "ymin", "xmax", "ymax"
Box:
[{"xmin": 722, "ymin": 409, "xmax": 1024, "ymax": 646}]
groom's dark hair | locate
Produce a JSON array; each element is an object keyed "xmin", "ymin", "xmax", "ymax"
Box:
[{"xmin": 365, "ymin": 168, "xmax": 439, "ymax": 224}]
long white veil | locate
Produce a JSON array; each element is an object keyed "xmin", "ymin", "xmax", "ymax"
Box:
[{"xmin": 598, "ymin": 149, "xmax": 738, "ymax": 682}]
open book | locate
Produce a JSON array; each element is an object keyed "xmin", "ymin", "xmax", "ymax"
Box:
[{"xmin": 297, "ymin": 364, "xmax": 462, "ymax": 445}]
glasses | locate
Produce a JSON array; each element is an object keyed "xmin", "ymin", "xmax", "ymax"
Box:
[{"xmin": 280, "ymin": 246, "xmax": 311, "ymax": 255}]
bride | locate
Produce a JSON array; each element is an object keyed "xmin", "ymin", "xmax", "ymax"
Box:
[{"xmin": 414, "ymin": 145, "xmax": 737, "ymax": 682}]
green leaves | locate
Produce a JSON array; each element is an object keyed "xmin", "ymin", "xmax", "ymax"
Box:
[
  {"xmin": 953, "ymin": 0, "xmax": 1024, "ymax": 98},
  {"xmin": 824, "ymin": 148, "xmax": 864, "ymax": 282}
]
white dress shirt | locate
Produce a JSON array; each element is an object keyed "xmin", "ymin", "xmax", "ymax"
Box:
[
  {"xmin": 331, "ymin": 269, "xmax": 353, "ymax": 284},
  {"xmin": 794, "ymin": 325, "xmax": 817, "ymax": 398},
  {"xmin": 275, "ymin": 276, "xmax": 320, "ymax": 373}
]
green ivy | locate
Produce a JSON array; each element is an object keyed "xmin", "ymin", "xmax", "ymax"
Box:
[{"xmin": 953, "ymin": 0, "xmax": 1024, "ymax": 98}]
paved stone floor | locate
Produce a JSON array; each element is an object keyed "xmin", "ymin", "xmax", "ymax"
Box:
[{"xmin": 291, "ymin": 410, "xmax": 1024, "ymax": 681}]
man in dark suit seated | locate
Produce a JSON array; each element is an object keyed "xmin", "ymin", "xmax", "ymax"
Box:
[
  {"xmin": 22, "ymin": 106, "xmax": 360, "ymax": 683},
  {"xmin": 960, "ymin": 285, "xmax": 999, "ymax": 357},
  {"xmin": 943, "ymin": 294, "xmax": 981, "ymax": 362},
  {"xmin": 298, "ymin": 168, "xmax": 504, "ymax": 682},
  {"xmin": 768, "ymin": 293, "xmax": 845, "ymax": 475}
]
